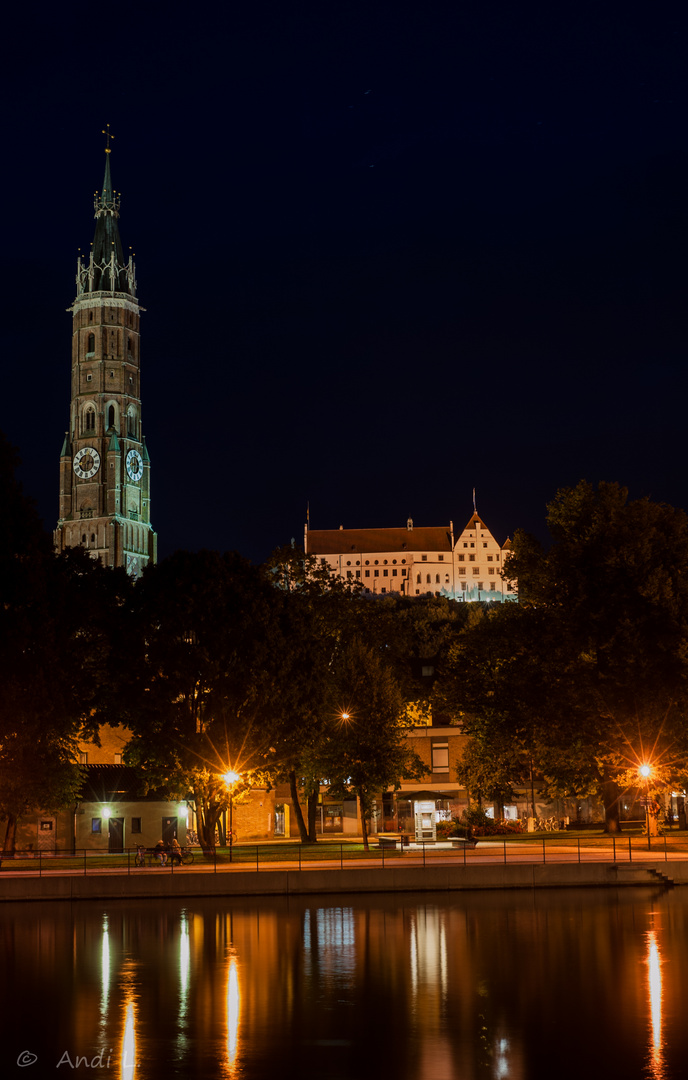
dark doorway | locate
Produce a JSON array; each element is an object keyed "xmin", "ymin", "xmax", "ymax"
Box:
[
  {"xmin": 108, "ymin": 817, "xmax": 124, "ymax": 853},
  {"xmin": 162, "ymin": 817, "xmax": 178, "ymax": 845}
]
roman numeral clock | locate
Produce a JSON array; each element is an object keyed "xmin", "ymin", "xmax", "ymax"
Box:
[{"xmin": 54, "ymin": 133, "xmax": 157, "ymax": 576}]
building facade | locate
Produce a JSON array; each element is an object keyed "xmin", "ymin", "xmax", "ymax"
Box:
[
  {"xmin": 54, "ymin": 147, "xmax": 156, "ymax": 575},
  {"xmin": 305, "ymin": 510, "xmax": 515, "ymax": 601}
]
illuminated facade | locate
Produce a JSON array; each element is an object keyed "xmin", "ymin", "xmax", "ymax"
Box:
[
  {"xmin": 54, "ymin": 146, "xmax": 156, "ymax": 575},
  {"xmin": 305, "ymin": 510, "xmax": 515, "ymax": 601}
]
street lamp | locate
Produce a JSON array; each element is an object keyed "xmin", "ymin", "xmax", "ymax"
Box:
[
  {"xmin": 223, "ymin": 771, "xmax": 241, "ymax": 862},
  {"xmin": 639, "ymin": 763, "xmax": 652, "ymax": 851}
]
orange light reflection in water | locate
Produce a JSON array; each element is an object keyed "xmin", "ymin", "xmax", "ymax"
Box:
[
  {"xmin": 224, "ymin": 952, "xmax": 241, "ymax": 1076},
  {"xmin": 646, "ymin": 929, "xmax": 666, "ymax": 1080},
  {"xmin": 119, "ymin": 980, "xmax": 137, "ymax": 1080}
]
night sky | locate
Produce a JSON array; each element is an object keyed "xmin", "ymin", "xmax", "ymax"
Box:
[{"xmin": 3, "ymin": 4, "xmax": 687, "ymax": 562}]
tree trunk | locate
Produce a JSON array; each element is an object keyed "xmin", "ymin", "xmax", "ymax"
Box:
[
  {"xmin": 602, "ymin": 770, "xmax": 622, "ymax": 833},
  {"xmin": 359, "ymin": 795, "xmax": 369, "ymax": 851},
  {"xmin": 2, "ymin": 814, "xmax": 17, "ymax": 857},
  {"xmin": 307, "ymin": 789, "xmax": 319, "ymax": 843},
  {"xmin": 195, "ymin": 794, "xmax": 221, "ymax": 855},
  {"xmin": 288, "ymin": 770, "xmax": 310, "ymax": 843}
]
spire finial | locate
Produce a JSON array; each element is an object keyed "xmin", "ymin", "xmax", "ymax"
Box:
[{"xmin": 102, "ymin": 124, "xmax": 115, "ymax": 153}]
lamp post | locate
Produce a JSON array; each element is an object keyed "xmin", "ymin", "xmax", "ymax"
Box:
[
  {"xmin": 639, "ymin": 764, "xmax": 652, "ymax": 851},
  {"xmin": 223, "ymin": 771, "xmax": 240, "ymax": 863}
]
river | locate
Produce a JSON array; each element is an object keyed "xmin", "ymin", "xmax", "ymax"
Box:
[{"xmin": 1, "ymin": 886, "xmax": 685, "ymax": 1079}]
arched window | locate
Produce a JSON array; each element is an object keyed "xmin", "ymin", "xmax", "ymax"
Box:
[
  {"xmin": 85, "ymin": 407, "xmax": 95, "ymax": 432},
  {"xmin": 127, "ymin": 407, "xmax": 137, "ymax": 437},
  {"xmin": 91, "ymin": 534, "xmax": 96, "ymax": 544},
  {"xmin": 108, "ymin": 405, "xmax": 115, "ymax": 430},
  {"xmin": 81, "ymin": 534, "xmax": 87, "ymax": 544},
  {"xmin": 435, "ymin": 574, "xmax": 440, "ymax": 583},
  {"xmin": 426, "ymin": 574, "xmax": 431, "ymax": 584},
  {"xmin": 87, "ymin": 332, "xmax": 95, "ymax": 354},
  {"xmin": 416, "ymin": 574, "xmax": 421, "ymax": 584}
]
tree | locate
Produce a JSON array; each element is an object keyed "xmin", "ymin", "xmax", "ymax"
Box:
[
  {"xmin": 260, "ymin": 546, "xmax": 360, "ymax": 842},
  {"xmin": 0, "ymin": 432, "xmax": 133, "ymax": 854},
  {"xmin": 318, "ymin": 638, "xmax": 424, "ymax": 849},
  {"xmin": 443, "ymin": 482, "xmax": 688, "ymax": 831},
  {"xmin": 123, "ymin": 550, "xmax": 281, "ymax": 855}
]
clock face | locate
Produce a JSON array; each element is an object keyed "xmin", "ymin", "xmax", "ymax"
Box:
[
  {"xmin": 73, "ymin": 446, "xmax": 101, "ymax": 479},
  {"xmin": 126, "ymin": 449, "xmax": 144, "ymax": 482}
]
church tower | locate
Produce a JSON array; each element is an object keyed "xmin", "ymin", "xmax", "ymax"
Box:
[{"xmin": 55, "ymin": 142, "xmax": 157, "ymax": 576}]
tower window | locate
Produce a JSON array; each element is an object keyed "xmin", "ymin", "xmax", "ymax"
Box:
[
  {"xmin": 87, "ymin": 332, "xmax": 95, "ymax": 354},
  {"xmin": 108, "ymin": 405, "xmax": 115, "ymax": 429},
  {"xmin": 85, "ymin": 408, "xmax": 95, "ymax": 431}
]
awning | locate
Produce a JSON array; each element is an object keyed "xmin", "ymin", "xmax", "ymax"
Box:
[{"xmin": 395, "ymin": 789, "xmax": 458, "ymax": 801}]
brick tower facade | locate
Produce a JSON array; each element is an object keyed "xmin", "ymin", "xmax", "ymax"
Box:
[{"xmin": 55, "ymin": 147, "xmax": 157, "ymax": 575}]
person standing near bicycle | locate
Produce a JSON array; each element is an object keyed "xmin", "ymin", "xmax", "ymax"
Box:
[{"xmin": 169, "ymin": 838, "xmax": 183, "ymax": 866}]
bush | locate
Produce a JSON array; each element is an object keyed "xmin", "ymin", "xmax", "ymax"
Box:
[
  {"xmin": 435, "ymin": 818, "xmax": 468, "ymax": 839},
  {"xmin": 460, "ymin": 809, "xmax": 524, "ymax": 837}
]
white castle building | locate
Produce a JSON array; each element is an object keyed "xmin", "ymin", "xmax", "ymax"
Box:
[{"xmin": 304, "ymin": 510, "xmax": 516, "ymax": 602}]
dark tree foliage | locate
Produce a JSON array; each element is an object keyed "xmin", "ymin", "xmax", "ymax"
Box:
[
  {"xmin": 317, "ymin": 638, "xmax": 424, "ymax": 850},
  {"xmin": 123, "ymin": 549, "xmax": 282, "ymax": 853},
  {"xmin": 442, "ymin": 481, "xmax": 688, "ymax": 830},
  {"xmin": 0, "ymin": 433, "xmax": 132, "ymax": 854}
]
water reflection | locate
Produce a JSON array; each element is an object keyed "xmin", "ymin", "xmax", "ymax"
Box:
[
  {"xmin": 3, "ymin": 889, "xmax": 688, "ymax": 1079},
  {"xmin": 646, "ymin": 928, "xmax": 665, "ymax": 1080},
  {"xmin": 224, "ymin": 951, "xmax": 240, "ymax": 1075}
]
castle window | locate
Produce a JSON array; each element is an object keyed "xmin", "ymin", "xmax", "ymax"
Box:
[
  {"xmin": 108, "ymin": 405, "xmax": 115, "ymax": 429},
  {"xmin": 87, "ymin": 332, "xmax": 95, "ymax": 354},
  {"xmin": 85, "ymin": 408, "xmax": 95, "ymax": 431}
]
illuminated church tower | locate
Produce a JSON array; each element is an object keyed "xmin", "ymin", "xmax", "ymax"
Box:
[{"xmin": 55, "ymin": 140, "xmax": 157, "ymax": 575}]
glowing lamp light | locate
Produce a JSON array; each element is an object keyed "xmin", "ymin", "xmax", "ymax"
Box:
[
  {"xmin": 102, "ymin": 807, "xmax": 111, "ymax": 819},
  {"xmin": 341, "ymin": 712, "xmax": 350, "ymax": 721},
  {"xmin": 639, "ymin": 764, "xmax": 652, "ymax": 779},
  {"xmin": 223, "ymin": 771, "xmax": 240, "ymax": 786}
]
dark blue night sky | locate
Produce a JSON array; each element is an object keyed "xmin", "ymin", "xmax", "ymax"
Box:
[{"xmin": 2, "ymin": 3, "xmax": 687, "ymax": 561}]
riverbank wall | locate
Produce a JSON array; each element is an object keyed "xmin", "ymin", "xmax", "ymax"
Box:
[{"xmin": 1, "ymin": 860, "xmax": 686, "ymax": 902}]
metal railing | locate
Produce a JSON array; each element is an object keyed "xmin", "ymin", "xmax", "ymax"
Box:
[{"xmin": 0, "ymin": 833, "xmax": 686, "ymax": 878}]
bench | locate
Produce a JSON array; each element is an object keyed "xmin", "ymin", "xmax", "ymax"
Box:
[{"xmin": 377, "ymin": 833, "xmax": 410, "ymax": 849}]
